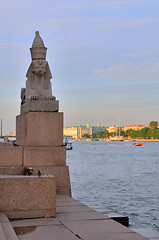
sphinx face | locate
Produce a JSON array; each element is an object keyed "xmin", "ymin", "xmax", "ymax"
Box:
[{"xmin": 32, "ymin": 59, "xmax": 47, "ymax": 76}]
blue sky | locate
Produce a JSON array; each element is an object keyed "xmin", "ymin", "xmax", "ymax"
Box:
[{"xmin": 0, "ymin": 0, "xmax": 159, "ymax": 134}]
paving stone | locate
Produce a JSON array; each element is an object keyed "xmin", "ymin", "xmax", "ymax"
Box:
[
  {"xmin": 0, "ymin": 221, "xmax": 18, "ymax": 240},
  {"xmin": 9, "ymin": 195, "xmax": 148, "ymax": 240},
  {"xmin": 62, "ymin": 219, "xmax": 133, "ymax": 234},
  {"xmin": 61, "ymin": 219, "xmax": 148, "ymax": 240},
  {"xmin": 11, "ymin": 217, "xmax": 60, "ymax": 227},
  {"xmin": 17, "ymin": 225, "xmax": 80, "ymax": 240},
  {"xmin": 56, "ymin": 200, "xmax": 84, "ymax": 207},
  {"xmin": 56, "ymin": 195, "xmax": 76, "ymax": 202},
  {"xmin": 56, "ymin": 211, "xmax": 109, "ymax": 221},
  {"xmin": 77, "ymin": 232, "xmax": 148, "ymax": 240},
  {"xmin": 57, "ymin": 205, "xmax": 94, "ymax": 213},
  {"xmin": 0, "ymin": 213, "xmax": 9, "ymax": 223}
]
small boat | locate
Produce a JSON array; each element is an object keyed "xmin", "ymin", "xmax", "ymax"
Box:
[
  {"xmin": 109, "ymin": 136, "xmax": 124, "ymax": 141},
  {"xmin": 63, "ymin": 136, "xmax": 73, "ymax": 150},
  {"xmin": 132, "ymin": 142, "xmax": 144, "ymax": 146}
]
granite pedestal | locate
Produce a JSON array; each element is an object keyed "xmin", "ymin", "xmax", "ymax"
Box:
[{"xmin": 16, "ymin": 112, "xmax": 63, "ymax": 147}]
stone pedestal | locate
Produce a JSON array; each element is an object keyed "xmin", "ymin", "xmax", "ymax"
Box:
[
  {"xmin": 21, "ymin": 99, "xmax": 59, "ymax": 114},
  {"xmin": 0, "ymin": 175, "xmax": 56, "ymax": 219},
  {"xmin": 15, "ymin": 111, "xmax": 71, "ymax": 197},
  {"xmin": 16, "ymin": 112, "xmax": 63, "ymax": 147},
  {"xmin": 23, "ymin": 147, "xmax": 66, "ymax": 166},
  {"xmin": 0, "ymin": 143, "xmax": 23, "ymax": 166}
]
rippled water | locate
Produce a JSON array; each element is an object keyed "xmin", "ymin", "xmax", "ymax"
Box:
[{"xmin": 66, "ymin": 141, "xmax": 159, "ymax": 231}]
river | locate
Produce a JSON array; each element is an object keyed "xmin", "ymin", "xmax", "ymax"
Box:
[{"xmin": 66, "ymin": 140, "xmax": 159, "ymax": 232}]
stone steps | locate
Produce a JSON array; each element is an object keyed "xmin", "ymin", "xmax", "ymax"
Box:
[
  {"xmin": 0, "ymin": 213, "xmax": 18, "ymax": 240},
  {"xmin": 92, "ymin": 206, "xmax": 129, "ymax": 226}
]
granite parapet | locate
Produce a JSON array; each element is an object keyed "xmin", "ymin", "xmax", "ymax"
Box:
[{"xmin": 0, "ymin": 175, "xmax": 56, "ymax": 219}]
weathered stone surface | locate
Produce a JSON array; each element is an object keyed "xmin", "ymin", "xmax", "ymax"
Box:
[
  {"xmin": 0, "ymin": 175, "xmax": 56, "ymax": 219},
  {"xmin": 21, "ymin": 99, "xmax": 59, "ymax": 113},
  {"xmin": 5, "ymin": 209, "xmax": 56, "ymax": 220},
  {"xmin": 28, "ymin": 166, "xmax": 71, "ymax": 196},
  {"xmin": 0, "ymin": 142, "xmax": 15, "ymax": 148},
  {"xmin": 0, "ymin": 166, "xmax": 24, "ymax": 175},
  {"xmin": 16, "ymin": 112, "xmax": 63, "ymax": 147},
  {"xmin": 23, "ymin": 146, "xmax": 66, "ymax": 166},
  {"xmin": 11, "ymin": 195, "xmax": 148, "ymax": 240},
  {"xmin": 0, "ymin": 146, "xmax": 23, "ymax": 166},
  {"xmin": 0, "ymin": 165, "xmax": 71, "ymax": 196}
]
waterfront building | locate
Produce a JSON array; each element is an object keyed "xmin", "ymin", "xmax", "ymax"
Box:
[
  {"xmin": 63, "ymin": 124, "xmax": 107, "ymax": 139},
  {"xmin": 107, "ymin": 126, "xmax": 117, "ymax": 133},
  {"xmin": 124, "ymin": 124, "xmax": 148, "ymax": 131}
]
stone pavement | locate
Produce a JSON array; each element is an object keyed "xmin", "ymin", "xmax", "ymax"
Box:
[{"xmin": 8, "ymin": 195, "xmax": 149, "ymax": 240}]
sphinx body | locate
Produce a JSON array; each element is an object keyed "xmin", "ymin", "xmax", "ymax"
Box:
[{"xmin": 21, "ymin": 31, "xmax": 58, "ymax": 113}]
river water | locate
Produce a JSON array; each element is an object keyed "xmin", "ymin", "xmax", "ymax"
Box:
[{"xmin": 66, "ymin": 141, "xmax": 159, "ymax": 232}]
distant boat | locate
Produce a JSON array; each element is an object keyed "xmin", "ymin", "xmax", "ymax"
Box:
[
  {"xmin": 109, "ymin": 116, "xmax": 124, "ymax": 141},
  {"xmin": 132, "ymin": 142, "xmax": 144, "ymax": 146},
  {"xmin": 109, "ymin": 136, "xmax": 124, "ymax": 141},
  {"xmin": 63, "ymin": 136, "xmax": 73, "ymax": 150}
]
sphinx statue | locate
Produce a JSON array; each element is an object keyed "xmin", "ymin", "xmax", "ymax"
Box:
[{"xmin": 21, "ymin": 31, "xmax": 59, "ymax": 113}]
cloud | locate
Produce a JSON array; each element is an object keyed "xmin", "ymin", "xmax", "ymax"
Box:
[{"xmin": 93, "ymin": 61, "xmax": 159, "ymax": 82}]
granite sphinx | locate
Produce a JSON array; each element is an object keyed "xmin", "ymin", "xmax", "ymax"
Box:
[{"xmin": 21, "ymin": 31, "xmax": 59, "ymax": 113}]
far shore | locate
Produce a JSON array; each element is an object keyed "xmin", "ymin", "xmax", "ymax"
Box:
[{"xmin": 73, "ymin": 138, "xmax": 159, "ymax": 142}]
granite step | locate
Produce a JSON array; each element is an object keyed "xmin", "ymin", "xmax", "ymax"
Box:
[
  {"xmin": 0, "ymin": 213, "xmax": 18, "ymax": 240},
  {"xmin": 92, "ymin": 206, "xmax": 129, "ymax": 226},
  {"xmin": 11, "ymin": 195, "xmax": 149, "ymax": 240}
]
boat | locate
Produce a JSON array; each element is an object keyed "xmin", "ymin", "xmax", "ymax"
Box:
[
  {"xmin": 132, "ymin": 142, "xmax": 144, "ymax": 146},
  {"xmin": 109, "ymin": 117, "xmax": 124, "ymax": 141},
  {"xmin": 63, "ymin": 136, "xmax": 73, "ymax": 150},
  {"xmin": 109, "ymin": 136, "xmax": 124, "ymax": 141}
]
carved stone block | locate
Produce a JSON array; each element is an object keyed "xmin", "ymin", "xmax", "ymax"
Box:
[
  {"xmin": 23, "ymin": 146, "xmax": 66, "ymax": 166},
  {"xmin": 16, "ymin": 112, "xmax": 63, "ymax": 147},
  {"xmin": 21, "ymin": 99, "xmax": 59, "ymax": 113}
]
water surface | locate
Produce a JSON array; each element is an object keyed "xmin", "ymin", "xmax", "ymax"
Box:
[{"xmin": 66, "ymin": 141, "xmax": 159, "ymax": 231}]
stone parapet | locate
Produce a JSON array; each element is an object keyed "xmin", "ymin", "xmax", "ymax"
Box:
[
  {"xmin": 23, "ymin": 146, "xmax": 66, "ymax": 166},
  {"xmin": 0, "ymin": 146, "xmax": 23, "ymax": 166},
  {"xmin": 0, "ymin": 175, "xmax": 56, "ymax": 219},
  {"xmin": 24, "ymin": 165, "xmax": 71, "ymax": 196},
  {"xmin": 16, "ymin": 112, "xmax": 63, "ymax": 147},
  {"xmin": 0, "ymin": 165, "xmax": 71, "ymax": 196}
]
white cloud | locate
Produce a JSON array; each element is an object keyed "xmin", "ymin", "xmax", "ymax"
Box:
[{"xmin": 93, "ymin": 61, "xmax": 159, "ymax": 82}]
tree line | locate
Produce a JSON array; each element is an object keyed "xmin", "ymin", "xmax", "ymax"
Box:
[{"xmin": 82, "ymin": 121, "xmax": 159, "ymax": 139}]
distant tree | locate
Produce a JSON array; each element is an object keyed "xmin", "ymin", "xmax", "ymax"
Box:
[
  {"xmin": 139, "ymin": 127, "xmax": 149, "ymax": 139},
  {"xmin": 126, "ymin": 129, "xmax": 139, "ymax": 138},
  {"xmin": 149, "ymin": 121, "xmax": 158, "ymax": 130},
  {"xmin": 151, "ymin": 130, "xmax": 159, "ymax": 139},
  {"xmin": 82, "ymin": 134, "xmax": 90, "ymax": 139},
  {"xmin": 147, "ymin": 128, "xmax": 152, "ymax": 139}
]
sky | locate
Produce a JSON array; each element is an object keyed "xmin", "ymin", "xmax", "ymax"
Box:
[{"xmin": 0, "ymin": 0, "xmax": 159, "ymax": 134}]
